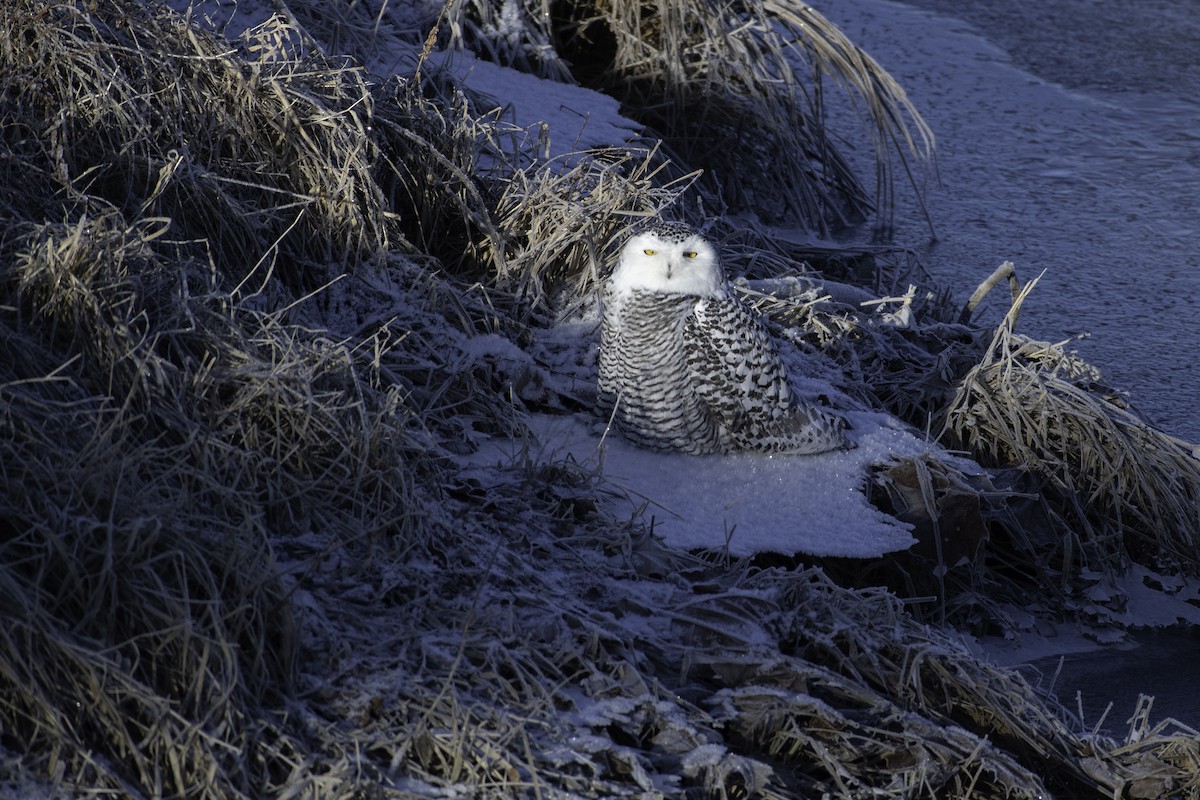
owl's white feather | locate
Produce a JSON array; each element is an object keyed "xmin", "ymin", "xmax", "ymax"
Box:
[
  {"xmin": 606, "ymin": 226, "xmax": 725, "ymax": 298},
  {"xmin": 597, "ymin": 221, "xmax": 849, "ymax": 455}
]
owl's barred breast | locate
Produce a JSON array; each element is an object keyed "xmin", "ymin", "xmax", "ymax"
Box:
[{"xmin": 597, "ymin": 290, "xmax": 724, "ymax": 454}]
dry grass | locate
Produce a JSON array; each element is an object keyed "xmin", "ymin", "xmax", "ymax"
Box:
[
  {"xmin": 456, "ymin": 0, "xmax": 934, "ymax": 233},
  {"xmin": 0, "ymin": 2, "xmax": 447, "ymax": 793},
  {"xmin": 734, "ymin": 256, "xmax": 1200, "ymax": 637},
  {"xmin": 2, "ymin": 2, "xmax": 390, "ymax": 294},
  {"xmin": 945, "ymin": 275, "xmax": 1200, "ymax": 573},
  {"xmin": 489, "ymin": 145, "xmax": 700, "ymax": 309},
  {"xmin": 2, "ymin": 1, "xmax": 1198, "ymax": 798}
]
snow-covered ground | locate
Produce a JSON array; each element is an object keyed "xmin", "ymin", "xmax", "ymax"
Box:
[
  {"xmin": 477, "ymin": 409, "xmax": 922, "ymax": 559},
  {"xmin": 432, "ymin": 0, "xmax": 1200, "ymax": 734}
]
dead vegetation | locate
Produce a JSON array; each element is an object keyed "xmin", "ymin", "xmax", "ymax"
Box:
[
  {"xmin": 455, "ymin": 0, "xmax": 933, "ymax": 231},
  {"xmin": 1, "ymin": 1, "xmax": 1198, "ymax": 798},
  {"xmin": 945, "ymin": 273, "xmax": 1200, "ymax": 571}
]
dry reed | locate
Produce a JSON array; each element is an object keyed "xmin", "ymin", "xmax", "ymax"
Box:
[
  {"xmin": 454, "ymin": 0, "xmax": 934, "ymax": 232},
  {"xmin": 945, "ymin": 276, "xmax": 1200, "ymax": 572}
]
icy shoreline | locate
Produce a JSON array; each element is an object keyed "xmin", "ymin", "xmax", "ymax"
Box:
[{"xmin": 824, "ymin": 0, "xmax": 1200, "ymax": 442}]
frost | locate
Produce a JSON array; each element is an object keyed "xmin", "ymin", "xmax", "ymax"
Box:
[
  {"xmin": 458, "ymin": 332, "xmax": 532, "ymax": 364},
  {"xmin": 494, "ymin": 0, "xmax": 524, "ymax": 42},
  {"xmin": 680, "ymin": 743, "xmax": 728, "ymax": 772}
]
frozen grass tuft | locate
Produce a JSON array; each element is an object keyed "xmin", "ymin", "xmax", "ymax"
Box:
[
  {"xmin": 945, "ymin": 274, "xmax": 1200, "ymax": 572},
  {"xmin": 455, "ymin": 0, "xmax": 934, "ymax": 232}
]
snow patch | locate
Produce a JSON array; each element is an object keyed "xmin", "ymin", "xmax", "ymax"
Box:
[
  {"xmin": 421, "ymin": 49, "xmax": 643, "ymax": 157},
  {"xmin": 475, "ymin": 409, "xmax": 927, "ymax": 559},
  {"xmin": 458, "ymin": 332, "xmax": 532, "ymax": 364}
]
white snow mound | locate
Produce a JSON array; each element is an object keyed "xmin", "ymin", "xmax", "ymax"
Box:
[{"xmin": 516, "ymin": 409, "xmax": 929, "ymax": 558}]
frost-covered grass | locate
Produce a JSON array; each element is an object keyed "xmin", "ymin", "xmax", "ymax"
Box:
[
  {"xmin": 3, "ymin": 0, "xmax": 1200, "ymax": 797},
  {"xmin": 947, "ymin": 273, "xmax": 1200, "ymax": 570},
  {"xmin": 454, "ymin": 0, "xmax": 934, "ymax": 232}
]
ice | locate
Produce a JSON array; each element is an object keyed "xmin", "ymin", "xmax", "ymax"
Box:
[{"xmin": 821, "ymin": 0, "xmax": 1200, "ymax": 442}]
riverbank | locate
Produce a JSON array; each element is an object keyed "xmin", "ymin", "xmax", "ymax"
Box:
[{"xmin": 3, "ymin": 1, "xmax": 1200, "ymax": 796}]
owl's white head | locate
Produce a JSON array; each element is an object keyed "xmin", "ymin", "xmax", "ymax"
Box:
[{"xmin": 608, "ymin": 222, "xmax": 725, "ymax": 298}]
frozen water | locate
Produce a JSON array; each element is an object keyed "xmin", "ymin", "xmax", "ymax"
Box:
[
  {"xmin": 840, "ymin": 0, "xmax": 1200, "ymax": 729},
  {"xmin": 823, "ymin": 0, "xmax": 1200, "ymax": 441},
  {"xmin": 420, "ymin": 48, "xmax": 643, "ymax": 157}
]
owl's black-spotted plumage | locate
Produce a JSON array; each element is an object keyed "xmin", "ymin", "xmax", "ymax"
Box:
[
  {"xmin": 597, "ymin": 222, "xmax": 849, "ymax": 455},
  {"xmin": 687, "ymin": 296, "xmax": 846, "ymax": 453},
  {"xmin": 598, "ymin": 289, "xmax": 724, "ymax": 454}
]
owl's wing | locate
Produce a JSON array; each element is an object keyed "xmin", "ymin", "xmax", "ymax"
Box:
[
  {"xmin": 684, "ymin": 296, "xmax": 792, "ymax": 418},
  {"xmin": 684, "ymin": 296, "xmax": 849, "ymax": 453}
]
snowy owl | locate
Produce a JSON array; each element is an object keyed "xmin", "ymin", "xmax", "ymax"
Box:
[{"xmin": 597, "ymin": 221, "xmax": 850, "ymax": 455}]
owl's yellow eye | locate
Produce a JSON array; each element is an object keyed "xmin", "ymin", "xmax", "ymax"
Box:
[
  {"xmin": 683, "ymin": 251, "xmax": 698, "ymax": 259},
  {"xmin": 643, "ymin": 248, "xmax": 657, "ymax": 256}
]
